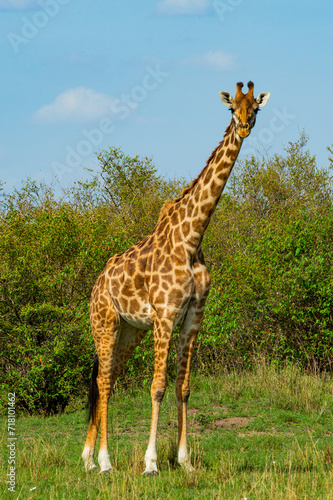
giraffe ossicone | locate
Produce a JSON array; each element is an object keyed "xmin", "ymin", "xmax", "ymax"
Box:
[{"xmin": 82, "ymin": 81, "xmax": 270, "ymax": 475}]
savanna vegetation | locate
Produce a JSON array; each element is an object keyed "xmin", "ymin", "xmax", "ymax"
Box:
[
  {"xmin": 1, "ymin": 135, "xmax": 333, "ymax": 415},
  {"xmin": 1, "ymin": 365, "xmax": 333, "ymax": 499}
]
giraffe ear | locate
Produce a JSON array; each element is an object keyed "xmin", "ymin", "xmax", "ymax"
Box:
[
  {"xmin": 219, "ymin": 91, "xmax": 234, "ymax": 107},
  {"xmin": 256, "ymin": 92, "xmax": 270, "ymax": 108}
]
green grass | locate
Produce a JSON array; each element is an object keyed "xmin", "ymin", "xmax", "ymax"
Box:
[{"xmin": 1, "ymin": 364, "xmax": 333, "ymax": 499}]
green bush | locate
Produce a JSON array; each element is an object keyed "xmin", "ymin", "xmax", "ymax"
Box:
[
  {"xmin": 0, "ymin": 149, "xmax": 184, "ymax": 414},
  {"xmin": 1, "ymin": 138, "xmax": 333, "ymax": 415},
  {"xmin": 199, "ymin": 135, "xmax": 333, "ymax": 370}
]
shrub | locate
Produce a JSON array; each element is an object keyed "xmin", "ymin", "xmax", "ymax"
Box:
[
  {"xmin": 1, "ymin": 138, "xmax": 333, "ymax": 414},
  {"xmin": 199, "ymin": 135, "xmax": 333, "ymax": 370},
  {"xmin": 0, "ymin": 150, "xmax": 184, "ymax": 414}
]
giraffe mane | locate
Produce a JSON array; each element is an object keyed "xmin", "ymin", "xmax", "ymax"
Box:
[
  {"xmin": 173, "ymin": 122, "xmax": 232, "ymax": 204},
  {"xmin": 157, "ymin": 199, "xmax": 173, "ymax": 220}
]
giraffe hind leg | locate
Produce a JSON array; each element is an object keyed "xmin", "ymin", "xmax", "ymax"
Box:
[
  {"xmin": 82, "ymin": 314, "xmax": 148, "ymax": 473},
  {"xmin": 82, "ymin": 288, "xmax": 121, "ymax": 474}
]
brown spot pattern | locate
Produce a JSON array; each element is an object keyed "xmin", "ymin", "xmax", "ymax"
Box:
[{"xmin": 82, "ymin": 82, "xmax": 266, "ymax": 475}]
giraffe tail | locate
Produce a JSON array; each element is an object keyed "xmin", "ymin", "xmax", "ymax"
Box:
[{"xmin": 87, "ymin": 353, "xmax": 99, "ymax": 424}]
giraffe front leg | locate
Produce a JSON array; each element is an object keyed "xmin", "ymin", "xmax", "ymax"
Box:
[
  {"xmin": 143, "ymin": 316, "xmax": 173, "ymax": 476},
  {"xmin": 176, "ymin": 306, "xmax": 205, "ymax": 472},
  {"xmin": 144, "ymin": 394, "xmax": 160, "ymax": 476},
  {"xmin": 176, "ymin": 335, "xmax": 197, "ymax": 472}
]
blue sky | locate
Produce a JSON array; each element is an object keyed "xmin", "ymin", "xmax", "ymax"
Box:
[{"xmin": 1, "ymin": 0, "xmax": 333, "ymax": 192}]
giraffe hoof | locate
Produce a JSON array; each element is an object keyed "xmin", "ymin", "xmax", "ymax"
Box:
[
  {"xmin": 143, "ymin": 470, "xmax": 159, "ymax": 477},
  {"xmin": 84, "ymin": 463, "xmax": 98, "ymax": 472},
  {"xmin": 100, "ymin": 467, "xmax": 113, "ymax": 475},
  {"xmin": 180, "ymin": 461, "xmax": 195, "ymax": 473}
]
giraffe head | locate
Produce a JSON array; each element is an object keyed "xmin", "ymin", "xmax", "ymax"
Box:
[{"xmin": 219, "ymin": 81, "xmax": 270, "ymax": 138}]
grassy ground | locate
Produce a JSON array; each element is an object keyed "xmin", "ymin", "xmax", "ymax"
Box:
[{"xmin": 1, "ymin": 363, "xmax": 333, "ymax": 499}]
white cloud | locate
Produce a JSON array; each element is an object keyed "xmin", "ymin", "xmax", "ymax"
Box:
[
  {"xmin": 181, "ymin": 50, "xmax": 236, "ymax": 71},
  {"xmin": 157, "ymin": 0, "xmax": 210, "ymax": 15},
  {"xmin": 0, "ymin": 0, "xmax": 39, "ymax": 10},
  {"xmin": 33, "ymin": 87, "xmax": 115, "ymax": 124}
]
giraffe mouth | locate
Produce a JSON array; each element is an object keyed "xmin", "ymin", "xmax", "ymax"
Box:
[{"xmin": 237, "ymin": 125, "xmax": 251, "ymax": 138}]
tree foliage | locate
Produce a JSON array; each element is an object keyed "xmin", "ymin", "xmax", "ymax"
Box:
[
  {"xmin": 0, "ymin": 149, "xmax": 184, "ymax": 414},
  {"xmin": 201, "ymin": 135, "xmax": 333, "ymax": 370},
  {"xmin": 1, "ymin": 139, "xmax": 333, "ymax": 414}
]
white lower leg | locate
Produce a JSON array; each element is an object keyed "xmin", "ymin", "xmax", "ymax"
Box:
[
  {"xmin": 177, "ymin": 402, "xmax": 194, "ymax": 471},
  {"xmin": 177, "ymin": 443, "xmax": 189, "ymax": 465},
  {"xmin": 82, "ymin": 445, "xmax": 97, "ymax": 471},
  {"xmin": 178, "ymin": 428, "xmax": 192, "ymax": 469},
  {"xmin": 98, "ymin": 448, "xmax": 112, "ymax": 473},
  {"xmin": 144, "ymin": 400, "xmax": 160, "ymax": 475},
  {"xmin": 144, "ymin": 443, "xmax": 158, "ymax": 474},
  {"xmin": 178, "ymin": 446, "xmax": 194, "ymax": 471}
]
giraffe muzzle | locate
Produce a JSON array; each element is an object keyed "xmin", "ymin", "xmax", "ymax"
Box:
[{"xmin": 237, "ymin": 123, "xmax": 250, "ymax": 138}]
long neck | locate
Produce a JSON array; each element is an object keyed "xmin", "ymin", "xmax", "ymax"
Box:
[{"xmin": 176, "ymin": 121, "xmax": 243, "ymax": 250}]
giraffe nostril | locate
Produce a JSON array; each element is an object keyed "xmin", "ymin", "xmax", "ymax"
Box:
[{"xmin": 239, "ymin": 123, "xmax": 249, "ymax": 131}]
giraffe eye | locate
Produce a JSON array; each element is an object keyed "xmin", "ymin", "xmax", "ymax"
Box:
[
  {"xmin": 254, "ymin": 108, "xmax": 260, "ymax": 115},
  {"xmin": 229, "ymin": 108, "xmax": 234, "ymax": 113}
]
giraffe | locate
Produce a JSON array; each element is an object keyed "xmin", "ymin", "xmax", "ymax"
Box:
[{"xmin": 82, "ymin": 81, "xmax": 270, "ymax": 475}]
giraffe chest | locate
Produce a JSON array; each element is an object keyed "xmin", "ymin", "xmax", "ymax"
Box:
[
  {"xmin": 109, "ymin": 270, "xmax": 195, "ymax": 328},
  {"xmin": 106, "ymin": 244, "xmax": 209, "ymax": 329}
]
